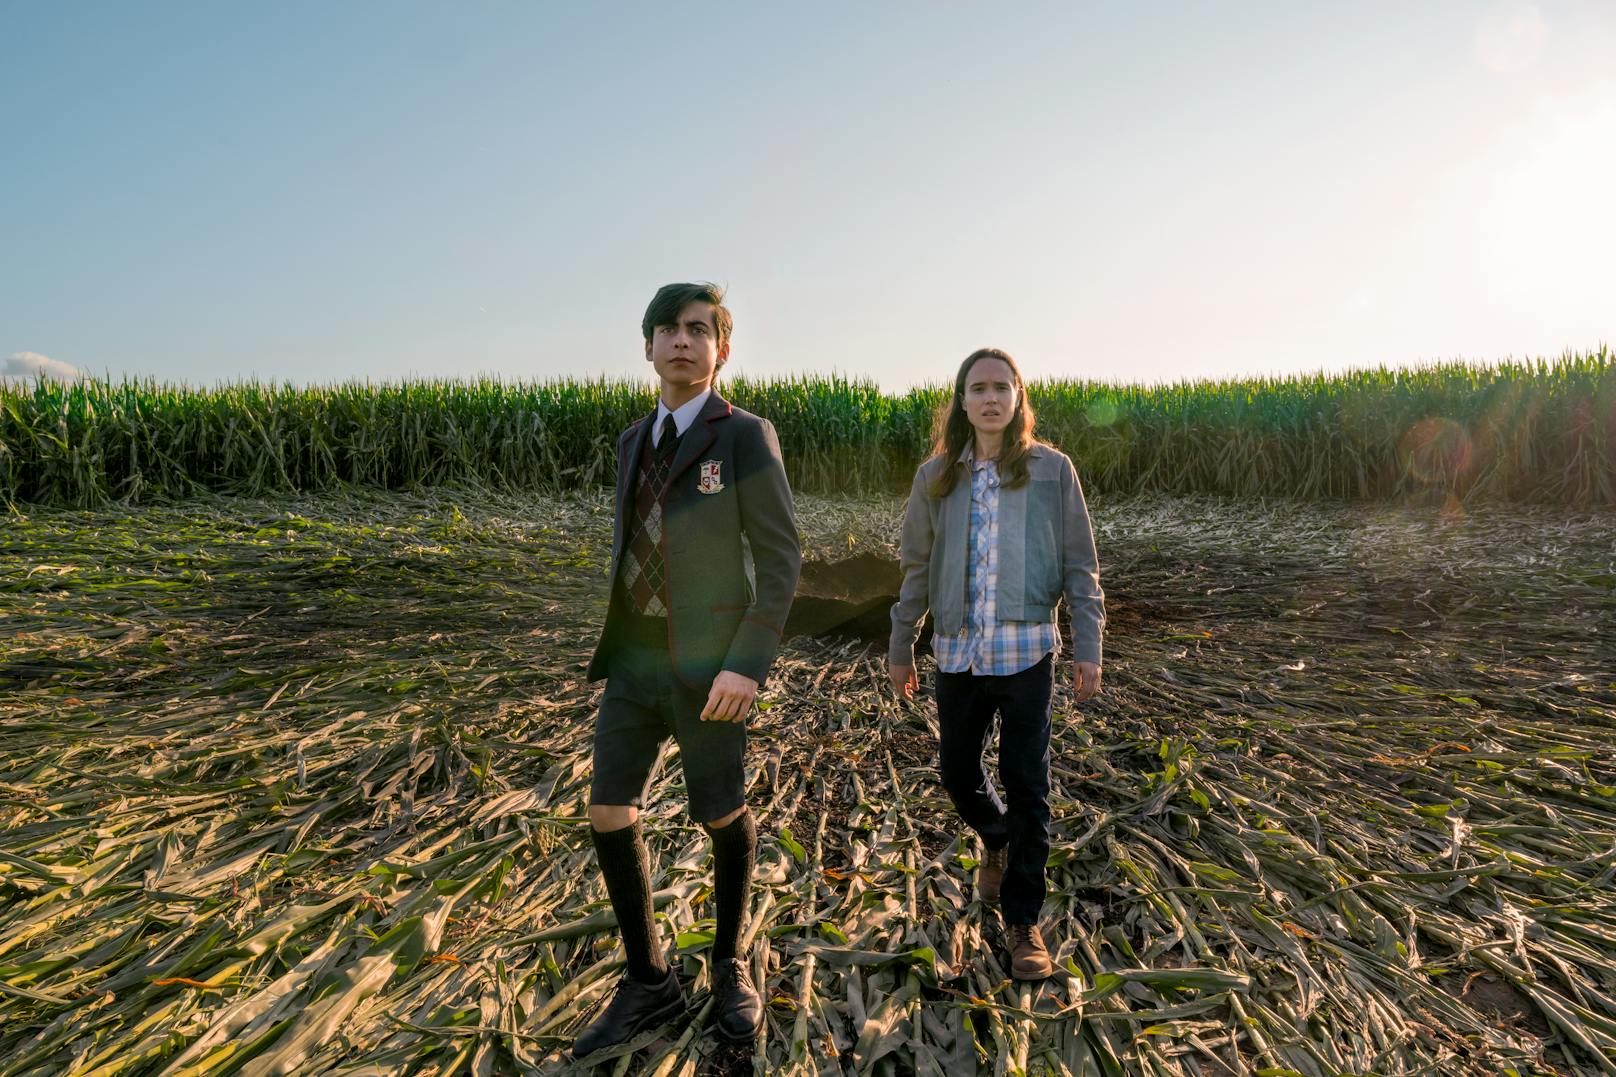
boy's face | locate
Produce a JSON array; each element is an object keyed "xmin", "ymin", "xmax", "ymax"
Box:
[{"xmin": 645, "ymin": 300, "xmax": 728, "ymax": 392}]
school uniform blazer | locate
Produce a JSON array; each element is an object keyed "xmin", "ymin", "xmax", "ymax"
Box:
[{"xmin": 587, "ymin": 391, "xmax": 802, "ymax": 690}]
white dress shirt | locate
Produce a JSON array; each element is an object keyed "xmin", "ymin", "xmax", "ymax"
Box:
[{"xmin": 655, "ymin": 389, "xmax": 711, "ymax": 438}]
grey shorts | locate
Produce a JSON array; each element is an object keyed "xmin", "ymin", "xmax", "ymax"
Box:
[{"xmin": 589, "ymin": 615, "xmax": 747, "ymax": 823}]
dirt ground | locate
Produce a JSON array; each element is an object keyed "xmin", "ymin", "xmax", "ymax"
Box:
[{"xmin": 2, "ymin": 489, "xmax": 1614, "ymax": 1075}]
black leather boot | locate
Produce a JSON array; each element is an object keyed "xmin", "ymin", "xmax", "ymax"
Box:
[
  {"xmin": 710, "ymin": 957, "xmax": 762, "ymax": 1043},
  {"xmin": 571, "ymin": 966, "xmax": 684, "ymax": 1059}
]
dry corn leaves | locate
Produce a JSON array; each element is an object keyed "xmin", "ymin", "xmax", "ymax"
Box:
[{"xmin": 2, "ymin": 488, "xmax": 1614, "ymax": 1075}]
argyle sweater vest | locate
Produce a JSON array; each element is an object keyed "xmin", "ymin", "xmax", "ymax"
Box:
[{"xmin": 617, "ymin": 417, "xmax": 679, "ymax": 616}]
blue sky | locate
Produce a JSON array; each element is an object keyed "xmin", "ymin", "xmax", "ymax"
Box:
[{"xmin": 3, "ymin": 1, "xmax": 1612, "ymax": 390}]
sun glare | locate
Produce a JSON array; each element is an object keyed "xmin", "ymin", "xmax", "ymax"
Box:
[
  {"xmin": 1483, "ymin": 90, "xmax": 1616, "ymax": 311},
  {"xmin": 1475, "ymin": 1, "xmax": 1547, "ymax": 74}
]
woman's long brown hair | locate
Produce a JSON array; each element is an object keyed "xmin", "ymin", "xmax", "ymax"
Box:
[{"xmin": 926, "ymin": 347, "xmax": 1039, "ymax": 498}]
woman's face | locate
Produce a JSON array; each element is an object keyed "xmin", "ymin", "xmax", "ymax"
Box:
[{"xmin": 961, "ymin": 357, "xmax": 1019, "ymax": 440}]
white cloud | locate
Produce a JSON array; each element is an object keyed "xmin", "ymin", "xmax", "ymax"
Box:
[{"xmin": 2, "ymin": 351, "xmax": 83, "ymax": 384}]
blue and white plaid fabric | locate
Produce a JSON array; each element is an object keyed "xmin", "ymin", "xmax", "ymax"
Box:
[{"xmin": 933, "ymin": 452, "xmax": 1060, "ymax": 676}]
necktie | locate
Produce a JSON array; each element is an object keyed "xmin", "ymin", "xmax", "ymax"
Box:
[{"xmin": 657, "ymin": 414, "xmax": 678, "ymax": 457}]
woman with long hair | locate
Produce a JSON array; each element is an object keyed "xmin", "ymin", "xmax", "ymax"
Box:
[{"xmin": 888, "ymin": 347, "xmax": 1104, "ymax": 979}]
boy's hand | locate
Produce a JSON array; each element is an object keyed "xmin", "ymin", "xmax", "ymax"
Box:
[
  {"xmin": 888, "ymin": 661, "xmax": 918, "ymax": 700},
  {"xmin": 1073, "ymin": 660, "xmax": 1102, "ymax": 702},
  {"xmin": 701, "ymin": 670, "xmax": 759, "ymax": 722}
]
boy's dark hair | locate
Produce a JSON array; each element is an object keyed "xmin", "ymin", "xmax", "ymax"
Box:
[{"xmin": 641, "ymin": 282, "xmax": 733, "ymax": 352}]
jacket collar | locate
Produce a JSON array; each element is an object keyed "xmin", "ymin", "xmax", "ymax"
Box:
[
  {"xmin": 665, "ymin": 390, "xmax": 732, "ymax": 485},
  {"xmin": 654, "ymin": 388, "xmax": 714, "ymax": 438},
  {"xmin": 956, "ymin": 440, "xmax": 998, "ymax": 471},
  {"xmin": 955, "ymin": 439, "xmax": 1052, "ymax": 466}
]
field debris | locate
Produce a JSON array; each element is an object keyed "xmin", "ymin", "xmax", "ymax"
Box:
[{"xmin": 2, "ymin": 487, "xmax": 1614, "ymax": 1074}]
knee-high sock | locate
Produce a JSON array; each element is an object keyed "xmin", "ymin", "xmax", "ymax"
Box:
[
  {"xmin": 591, "ymin": 822, "xmax": 668, "ymax": 983},
  {"xmin": 705, "ymin": 808, "xmax": 757, "ymax": 964}
]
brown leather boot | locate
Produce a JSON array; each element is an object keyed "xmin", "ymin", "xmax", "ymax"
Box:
[
  {"xmin": 1008, "ymin": 923, "xmax": 1054, "ymax": 981},
  {"xmin": 976, "ymin": 844, "xmax": 1008, "ymax": 905}
]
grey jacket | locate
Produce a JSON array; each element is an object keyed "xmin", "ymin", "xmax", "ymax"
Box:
[{"xmin": 888, "ymin": 443, "xmax": 1104, "ymax": 668}]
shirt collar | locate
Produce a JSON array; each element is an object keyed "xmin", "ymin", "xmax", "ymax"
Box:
[
  {"xmin": 956, "ymin": 441, "xmax": 998, "ymax": 472},
  {"xmin": 655, "ymin": 388, "xmax": 711, "ymax": 437}
]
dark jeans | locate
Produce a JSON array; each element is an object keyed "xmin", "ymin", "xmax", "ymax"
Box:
[{"xmin": 936, "ymin": 653, "xmax": 1054, "ymax": 925}]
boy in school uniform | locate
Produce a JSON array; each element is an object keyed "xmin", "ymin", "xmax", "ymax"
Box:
[{"xmin": 572, "ymin": 282, "xmax": 801, "ymax": 1058}]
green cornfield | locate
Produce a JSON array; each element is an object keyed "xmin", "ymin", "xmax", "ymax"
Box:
[{"xmin": 2, "ymin": 350, "xmax": 1612, "ymax": 509}]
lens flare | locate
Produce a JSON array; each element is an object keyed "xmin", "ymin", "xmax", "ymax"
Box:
[
  {"xmin": 1084, "ymin": 397, "xmax": 1120, "ymax": 427},
  {"xmin": 1399, "ymin": 417, "xmax": 1475, "ymax": 486}
]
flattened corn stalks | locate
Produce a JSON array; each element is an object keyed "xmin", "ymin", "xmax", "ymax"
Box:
[{"xmin": 2, "ymin": 486, "xmax": 1613, "ymax": 1073}]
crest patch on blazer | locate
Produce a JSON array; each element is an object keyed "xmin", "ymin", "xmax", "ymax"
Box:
[{"xmin": 697, "ymin": 459, "xmax": 725, "ymax": 494}]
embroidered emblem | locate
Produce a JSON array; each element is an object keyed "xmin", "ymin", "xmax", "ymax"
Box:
[{"xmin": 697, "ymin": 459, "xmax": 725, "ymax": 494}]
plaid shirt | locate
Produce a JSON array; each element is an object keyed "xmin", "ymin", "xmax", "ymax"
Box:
[{"xmin": 933, "ymin": 450, "xmax": 1060, "ymax": 676}]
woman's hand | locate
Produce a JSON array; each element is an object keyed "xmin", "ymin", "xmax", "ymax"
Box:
[
  {"xmin": 1073, "ymin": 660, "xmax": 1102, "ymax": 702},
  {"xmin": 888, "ymin": 661, "xmax": 919, "ymax": 700}
]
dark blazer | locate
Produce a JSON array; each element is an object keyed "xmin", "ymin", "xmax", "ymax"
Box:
[{"xmin": 588, "ymin": 391, "xmax": 801, "ymax": 689}]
